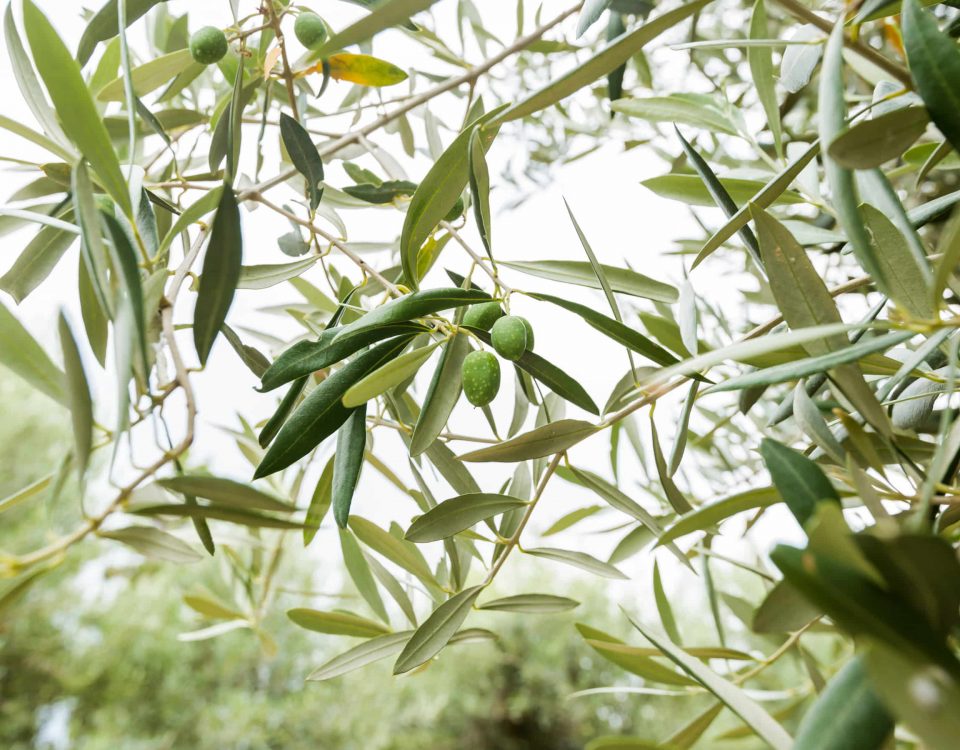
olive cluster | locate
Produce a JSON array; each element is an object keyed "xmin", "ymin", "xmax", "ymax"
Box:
[
  {"xmin": 188, "ymin": 12, "xmax": 328, "ymax": 67},
  {"xmin": 460, "ymin": 302, "xmax": 535, "ymax": 408}
]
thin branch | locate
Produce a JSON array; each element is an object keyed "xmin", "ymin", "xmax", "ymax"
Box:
[
  {"xmin": 483, "ymin": 453, "xmax": 563, "ymax": 586},
  {"xmin": 252, "ymin": 193, "xmax": 403, "ymax": 296}
]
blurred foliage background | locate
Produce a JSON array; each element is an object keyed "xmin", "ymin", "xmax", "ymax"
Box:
[{"xmin": 0, "ymin": 377, "xmax": 810, "ymax": 749}]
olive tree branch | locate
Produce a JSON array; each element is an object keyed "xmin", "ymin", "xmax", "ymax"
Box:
[
  {"xmin": 482, "ymin": 452, "xmax": 564, "ymax": 587},
  {"xmin": 12, "ymin": 231, "xmax": 207, "ymax": 570},
  {"xmin": 251, "ymin": 193, "xmax": 404, "ymax": 295},
  {"xmin": 238, "ymin": 3, "xmax": 583, "ymax": 202}
]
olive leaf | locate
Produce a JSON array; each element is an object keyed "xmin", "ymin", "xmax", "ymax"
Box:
[
  {"xmin": 194, "ymin": 186, "xmax": 243, "ymax": 366},
  {"xmin": 279, "ymin": 113, "xmax": 324, "ymax": 211}
]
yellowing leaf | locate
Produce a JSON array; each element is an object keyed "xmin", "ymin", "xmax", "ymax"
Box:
[{"xmin": 326, "ymin": 54, "xmax": 408, "ymax": 87}]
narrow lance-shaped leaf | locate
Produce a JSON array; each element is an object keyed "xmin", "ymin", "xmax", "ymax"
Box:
[
  {"xmin": 613, "ymin": 94, "xmax": 739, "ymax": 135},
  {"xmin": 400, "ymin": 108, "xmax": 504, "ymax": 289},
  {"xmin": 157, "ymin": 185, "xmax": 223, "ymax": 256},
  {"xmin": 22, "ymin": 0, "xmax": 131, "ymax": 216},
  {"xmin": 468, "ymin": 127, "xmax": 493, "ymax": 257},
  {"xmin": 750, "ymin": 204, "xmax": 891, "ymax": 436},
  {"xmin": 901, "ymin": 0, "xmax": 960, "ymax": 153},
  {"xmin": 478, "ymin": 594, "xmax": 579, "ymax": 613},
  {"xmin": 158, "ymin": 475, "xmax": 294, "ymax": 512},
  {"xmin": 606, "ymin": 12, "xmax": 627, "ymax": 105},
  {"xmin": 526, "ymin": 293, "xmax": 680, "ymax": 368},
  {"xmin": 102, "ymin": 214, "xmax": 148, "ymax": 376},
  {"xmin": 323, "ymin": 53, "xmax": 408, "ymax": 87},
  {"xmin": 341, "ymin": 339, "xmax": 440, "ymax": 408},
  {"xmin": 625, "ymin": 613, "xmax": 794, "ymax": 750},
  {"xmin": 301, "ymin": 456, "xmax": 334, "ymax": 547},
  {"xmin": 333, "ymin": 404, "xmax": 367, "ymax": 528},
  {"xmin": 410, "ymin": 332, "xmax": 471, "ymax": 456},
  {"xmin": 501, "ymin": 259, "xmax": 677, "ymax": 302},
  {"xmin": 0, "ymin": 220, "xmax": 77, "ymax": 304},
  {"xmin": 577, "ymin": 0, "xmax": 613, "ymax": 37},
  {"xmin": 72, "ymin": 163, "xmax": 111, "ymax": 317},
  {"xmin": 194, "ymin": 186, "xmax": 243, "ymax": 365},
  {"xmin": 4, "ymin": 4, "xmax": 71, "ymax": 153},
  {"xmin": 96, "ymin": 48, "xmax": 194, "ymax": 102},
  {"xmin": 657, "ymin": 486, "xmax": 781, "ymax": 546},
  {"xmin": 393, "ymin": 585, "xmax": 483, "ymax": 674},
  {"xmin": 255, "ymin": 336, "xmax": 414, "ymax": 478},
  {"xmin": 827, "ymin": 107, "xmax": 929, "ymax": 169},
  {"xmin": 333, "ymin": 288, "xmax": 491, "ymax": 343},
  {"xmin": 675, "ymin": 127, "xmax": 761, "ymax": 267},
  {"xmin": 339, "ymin": 528, "xmax": 389, "ymax": 623},
  {"xmin": 458, "ymin": 419, "xmax": 597, "ymax": 463},
  {"xmin": 861, "ymin": 204, "xmax": 934, "ymax": 320},
  {"xmin": 131, "ymin": 503, "xmax": 305, "ymax": 530},
  {"xmin": 818, "ymin": 21, "xmax": 887, "ymax": 286},
  {"xmin": 405, "ymin": 493, "xmax": 528, "ymax": 543},
  {"xmin": 280, "ymin": 113, "xmax": 324, "ymax": 211},
  {"xmin": 260, "ymin": 323, "xmax": 426, "ymax": 392},
  {"xmin": 748, "ymin": 0, "xmax": 781, "ymax": 158},
  {"xmin": 692, "ymin": 140, "xmax": 820, "ymax": 268},
  {"xmin": 99, "ymin": 526, "xmax": 202, "ymax": 564},
  {"xmin": 563, "ymin": 199, "xmax": 629, "ymax": 334},
  {"xmin": 287, "ymin": 608, "xmax": 390, "ymax": 638},
  {"xmin": 525, "ymin": 547, "xmax": 628, "ymax": 579},
  {"xmin": 78, "ymin": 254, "xmax": 108, "ymax": 368},
  {"xmin": 307, "ymin": 631, "xmax": 412, "ymax": 681},
  {"xmin": 706, "ymin": 330, "xmax": 914, "ymax": 394},
  {"xmin": 58, "ymin": 313, "xmax": 93, "ymax": 477},
  {"xmin": 258, "ymin": 376, "xmax": 307, "ymax": 449}
]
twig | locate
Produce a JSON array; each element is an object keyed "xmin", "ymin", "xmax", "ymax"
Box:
[
  {"xmin": 263, "ymin": 1, "xmax": 300, "ymax": 121},
  {"xmin": 483, "ymin": 453, "xmax": 563, "ymax": 585},
  {"xmin": 252, "ymin": 193, "xmax": 403, "ymax": 296},
  {"xmin": 440, "ymin": 221, "xmax": 511, "ymax": 294}
]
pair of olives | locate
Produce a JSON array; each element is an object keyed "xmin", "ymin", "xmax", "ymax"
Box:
[
  {"xmin": 460, "ymin": 302, "xmax": 535, "ymax": 408},
  {"xmin": 188, "ymin": 12, "xmax": 328, "ymax": 67}
]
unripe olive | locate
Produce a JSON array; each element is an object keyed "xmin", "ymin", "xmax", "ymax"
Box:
[
  {"xmin": 491, "ymin": 315, "xmax": 529, "ymax": 361},
  {"xmin": 462, "ymin": 350, "xmax": 501, "ymax": 407},
  {"xmin": 462, "ymin": 300, "xmax": 503, "ymax": 331},
  {"xmin": 189, "ymin": 26, "xmax": 228, "ymax": 66},
  {"xmin": 294, "ymin": 12, "xmax": 328, "ymax": 49},
  {"xmin": 444, "ymin": 196, "xmax": 465, "ymax": 223}
]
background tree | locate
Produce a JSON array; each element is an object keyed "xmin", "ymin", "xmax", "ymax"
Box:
[{"xmin": 2, "ymin": 0, "xmax": 960, "ymax": 748}]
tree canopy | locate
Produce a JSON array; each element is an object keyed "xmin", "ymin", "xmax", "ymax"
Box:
[{"xmin": 3, "ymin": 0, "xmax": 960, "ymax": 747}]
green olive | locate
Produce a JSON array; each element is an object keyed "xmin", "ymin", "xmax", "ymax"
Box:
[
  {"xmin": 461, "ymin": 350, "xmax": 501, "ymax": 407},
  {"xmin": 189, "ymin": 26, "xmax": 228, "ymax": 66},
  {"xmin": 294, "ymin": 12, "xmax": 328, "ymax": 49},
  {"xmin": 444, "ymin": 196, "xmax": 465, "ymax": 223},
  {"xmin": 491, "ymin": 315, "xmax": 529, "ymax": 361},
  {"xmin": 462, "ymin": 301, "xmax": 503, "ymax": 331}
]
